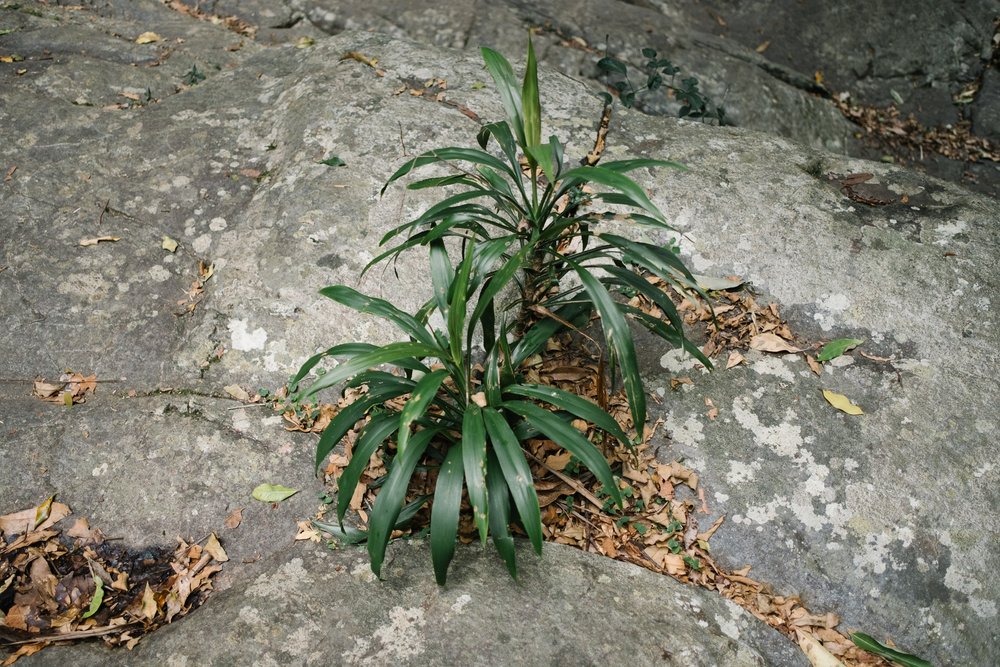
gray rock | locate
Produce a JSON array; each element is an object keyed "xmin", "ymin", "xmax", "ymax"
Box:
[
  {"xmin": 25, "ymin": 541, "xmax": 807, "ymax": 667},
  {"xmin": 2, "ymin": 2, "xmax": 998, "ymax": 665}
]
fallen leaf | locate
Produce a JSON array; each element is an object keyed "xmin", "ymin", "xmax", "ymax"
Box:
[
  {"xmin": 750, "ymin": 333, "xmax": 802, "ymax": 353},
  {"xmin": 33, "ymin": 495, "xmax": 55, "ymax": 529},
  {"xmin": 816, "ymin": 338, "xmax": 864, "ymax": 362},
  {"xmin": 81, "ymin": 575, "xmax": 104, "ymax": 619},
  {"xmin": 470, "ymin": 391, "xmax": 487, "ymax": 408},
  {"xmin": 821, "ymin": 390, "xmax": 863, "ymax": 415},
  {"xmin": 135, "ymin": 31, "xmax": 162, "ymax": 44},
  {"xmin": 161, "ymin": 235, "xmax": 178, "ymax": 252},
  {"xmin": 0, "ymin": 501, "xmax": 71, "ymax": 536},
  {"xmin": 295, "ymin": 36, "xmax": 315, "ymax": 48},
  {"xmin": 806, "ymin": 354, "xmax": 823, "ymax": 376},
  {"xmin": 203, "ymin": 533, "xmax": 228, "ymax": 562},
  {"xmin": 797, "ymin": 630, "xmax": 845, "ymax": 667},
  {"xmin": 755, "ymin": 40, "xmax": 771, "ymax": 53},
  {"xmin": 693, "ymin": 274, "xmax": 745, "ymax": 291},
  {"xmin": 251, "ymin": 483, "xmax": 298, "ymax": 503},
  {"xmin": 224, "ymin": 508, "xmax": 243, "ymax": 529},
  {"xmin": 223, "ymin": 384, "xmax": 250, "ymax": 401},
  {"xmin": 726, "ymin": 351, "xmax": 746, "ymax": 369},
  {"xmin": 4, "ymin": 165, "xmax": 16, "ymax": 181},
  {"xmin": 544, "ymin": 450, "xmax": 572, "ymax": 471},
  {"xmin": 78, "ymin": 236, "xmax": 120, "ymax": 247},
  {"xmin": 319, "ymin": 156, "xmax": 346, "ymax": 167},
  {"xmin": 141, "ymin": 583, "xmax": 158, "ymax": 620}
]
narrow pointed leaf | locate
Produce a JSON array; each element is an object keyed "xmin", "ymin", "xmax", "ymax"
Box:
[
  {"xmin": 447, "ymin": 243, "xmax": 475, "ymax": 365},
  {"xmin": 301, "ymin": 342, "xmax": 439, "ymax": 398},
  {"xmin": 486, "ymin": 450, "xmax": 517, "ymax": 578},
  {"xmin": 850, "ymin": 633, "xmax": 932, "ymax": 667},
  {"xmin": 289, "ymin": 342, "xmax": 376, "ymax": 392},
  {"xmin": 482, "ymin": 408, "xmax": 543, "ymax": 555},
  {"xmin": 521, "ymin": 36, "xmax": 541, "ymax": 148},
  {"xmin": 505, "ymin": 384, "xmax": 629, "ymax": 447},
  {"xmin": 461, "ymin": 405, "xmax": 489, "ymax": 544},
  {"xmin": 368, "ymin": 429, "xmax": 434, "ymax": 577},
  {"xmin": 316, "ymin": 387, "xmax": 409, "ymax": 471},
  {"xmin": 558, "ymin": 166, "xmax": 667, "ymax": 223},
  {"xmin": 320, "ymin": 286, "xmax": 438, "ymax": 348},
  {"xmin": 382, "ymin": 148, "xmax": 513, "ymax": 194},
  {"xmin": 504, "ymin": 401, "xmax": 622, "ymax": 508},
  {"xmin": 431, "ymin": 445, "xmax": 465, "ymax": 584},
  {"xmin": 337, "ymin": 414, "xmax": 399, "ymax": 527},
  {"xmin": 397, "ymin": 369, "xmax": 449, "ymax": 456},
  {"xmin": 481, "ymin": 47, "xmax": 526, "ymax": 148},
  {"xmin": 467, "ymin": 244, "xmax": 530, "ymax": 347},
  {"xmin": 567, "ymin": 259, "xmax": 646, "ymax": 431},
  {"xmin": 428, "ymin": 240, "xmax": 452, "ymax": 318}
]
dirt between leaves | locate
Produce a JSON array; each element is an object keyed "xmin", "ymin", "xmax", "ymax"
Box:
[
  {"xmin": 0, "ymin": 498, "xmax": 227, "ymax": 664},
  {"xmin": 286, "ymin": 284, "xmax": 897, "ymax": 666}
]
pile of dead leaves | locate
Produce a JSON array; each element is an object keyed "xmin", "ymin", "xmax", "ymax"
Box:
[
  {"xmin": 296, "ymin": 318, "xmax": 888, "ymax": 666},
  {"xmin": 31, "ymin": 373, "xmax": 97, "ymax": 406},
  {"xmin": 0, "ymin": 498, "xmax": 226, "ymax": 664},
  {"xmin": 834, "ymin": 95, "xmax": 1000, "ymax": 166}
]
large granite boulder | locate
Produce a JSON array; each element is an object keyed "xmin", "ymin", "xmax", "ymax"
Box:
[{"xmin": 2, "ymin": 2, "xmax": 997, "ymax": 665}]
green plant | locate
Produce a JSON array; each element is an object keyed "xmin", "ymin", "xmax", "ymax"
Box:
[
  {"xmin": 290, "ymin": 37, "xmax": 709, "ymax": 584},
  {"xmin": 598, "ymin": 46, "xmax": 726, "ymax": 124}
]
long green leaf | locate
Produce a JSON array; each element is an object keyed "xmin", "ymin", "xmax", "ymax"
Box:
[
  {"xmin": 380, "ymin": 190, "xmax": 494, "ymax": 245},
  {"xmin": 558, "ymin": 166, "xmax": 667, "ymax": 223},
  {"xmin": 601, "ymin": 264, "xmax": 686, "ymax": 340},
  {"xmin": 566, "ymin": 259, "xmax": 646, "ymax": 435},
  {"xmin": 301, "ymin": 342, "xmax": 440, "ymax": 398},
  {"xmin": 482, "ymin": 408, "xmax": 543, "ymax": 555},
  {"xmin": 505, "ymin": 384, "xmax": 630, "ymax": 447},
  {"xmin": 316, "ymin": 388, "xmax": 408, "ymax": 472},
  {"xmin": 397, "ymin": 369, "xmax": 449, "ymax": 457},
  {"xmin": 428, "ymin": 240, "xmax": 452, "ymax": 319},
  {"xmin": 598, "ymin": 158, "xmax": 686, "ymax": 174},
  {"xmin": 447, "ymin": 242, "xmax": 475, "ymax": 366},
  {"xmin": 619, "ymin": 304, "xmax": 712, "ymax": 369},
  {"xmin": 382, "ymin": 148, "xmax": 514, "ymax": 194},
  {"xmin": 504, "ymin": 401, "xmax": 623, "ymax": 508},
  {"xmin": 289, "ymin": 342, "xmax": 376, "ymax": 392},
  {"xmin": 851, "ymin": 633, "xmax": 932, "ymax": 667},
  {"xmin": 599, "ymin": 233, "xmax": 698, "ymax": 287},
  {"xmin": 461, "ymin": 405, "xmax": 489, "ymax": 545},
  {"xmin": 315, "ymin": 495, "xmax": 429, "ymax": 545},
  {"xmin": 467, "ymin": 244, "xmax": 530, "ymax": 347},
  {"xmin": 486, "ymin": 450, "xmax": 517, "ymax": 578},
  {"xmin": 368, "ymin": 429, "xmax": 435, "ymax": 577},
  {"xmin": 521, "ymin": 36, "xmax": 541, "ymax": 149},
  {"xmin": 320, "ymin": 285, "xmax": 438, "ymax": 348},
  {"xmin": 431, "ymin": 444, "xmax": 465, "ymax": 585},
  {"xmin": 337, "ymin": 414, "xmax": 399, "ymax": 527},
  {"xmin": 511, "ymin": 301, "xmax": 592, "ymax": 367},
  {"xmin": 481, "ymin": 47, "xmax": 526, "ymax": 148},
  {"xmin": 406, "ymin": 174, "xmax": 480, "ymax": 190}
]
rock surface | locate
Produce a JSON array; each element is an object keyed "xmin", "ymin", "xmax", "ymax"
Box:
[{"xmin": 1, "ymin": 1, "xmax": 998, "ymax": 665}]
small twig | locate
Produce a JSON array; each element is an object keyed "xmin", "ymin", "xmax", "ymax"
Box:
[
  {"xmin": 98, "ymin": 198, "xmax": 110, "ymax": 225},
  {"xmin": 1, "ymin": 623, "xmax": 138, "ymax": 647}
]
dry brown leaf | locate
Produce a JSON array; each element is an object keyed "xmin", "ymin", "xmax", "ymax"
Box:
[
  {"xmin": 726, "ymin": 350, "xmax": 746, "ymax": 369},
  {"xmin": 78, "ymin": 236, "xmax": 120, "ymax": 247},
  {"xmin": 806, "ymin": 354, "xmax": 823, "ymax": 376},
  {"xmin": 544, "ymin": 450, "xmax": 572, "ymax": 471},
  {"xmin": 797, "ymin": 630, "xmax": 846, "ymax": 667},
  {"xmin": 0, "ymin": 502, "xmax": 71, "ymax": 537},
  {"xmin": 204, "ymin": 534, "xmax": 228, "ymax": 562},
  {"xmin": 224, "ymin": 508, "xmax": 243, "ymax": 529},
  {"xmin": 4, "ymin": 165, "xmax": 16, "ymax": 182},
  {"xmin": 750, "ymin": 333, "xmax": 802, "ymax": 353},
  {"xmin": 135, "ymin": 31, "xmax": 162, "ymax": 44}
]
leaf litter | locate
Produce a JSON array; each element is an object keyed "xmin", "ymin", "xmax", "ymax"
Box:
[
  {"xmin": 288, "ymin": 314, "xmax": 890, "ymax": 666},
  {"xmin": 0, "ymin": 499, "xmax": 226, "ymax": 664}
]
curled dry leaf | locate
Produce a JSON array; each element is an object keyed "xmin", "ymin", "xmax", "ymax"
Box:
[
  {"xmin": 134, "ymin": 31, "xmax": 162, "ymax": 44},
  {"xmin": 224, "ymin": 508, "xmax": 243, "ymax": 529},
  {"xmin": 203, "ymin": 533, "xmax": 228, "ymax": 562},
  {"xmin": 750, "ymin": 332, "xmax": 802, "ymax": 353},
  {"xmin": 726, "ymin": 350, "xmax": 746, "ymax": 369},
  {"xmin": 798, "ymin": 630, "xmax": 847, "ymax": 667},
  {"xmin": 806, "ymin": 354, "xmax": 823, "ymax": 376},
  {"xmin": 78, "ymin": 236, "xmax": 120, "ymax": 247}
]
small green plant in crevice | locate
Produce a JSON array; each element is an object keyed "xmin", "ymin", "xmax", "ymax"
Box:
[
  {"xmin": 182, "ymin": 64, "xmax": 205, "ymax": 86},
  {"xmin": 597, "ymin": 46, "xmax": 726, "ymax": 125},
  {"xmin": 290, "ymin": 37, "xmax": 710, "ymax": 584}
]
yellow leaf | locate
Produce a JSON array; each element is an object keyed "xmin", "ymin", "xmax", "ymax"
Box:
[
  {"xmin": 161, "ymin": 235, "xmax": 178, "ymax": 252},
  {"xmin": 822, "ymin": 390, "xmax": 863, "ymax": 415},
  {"xmin": 33, "ymin": 495, "xmax": 55, "ymax": 528},
  {"xmin": 755, "ymin": 40, "xmax": 771, "ymax": 53},
  {"xmin": 135, "ymin": 32, "xmax": 162, "ymax": 44}
]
